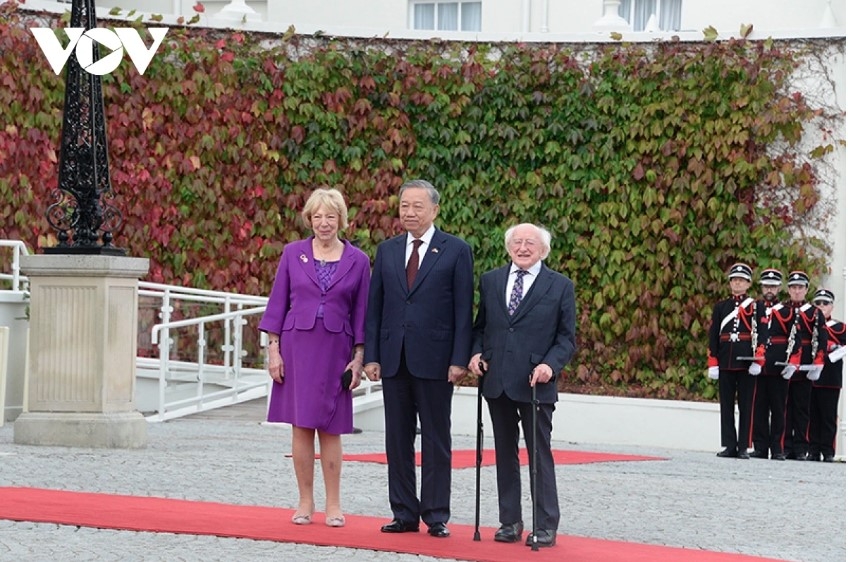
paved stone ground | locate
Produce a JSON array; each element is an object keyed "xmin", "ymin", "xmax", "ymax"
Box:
[{"xmin": 0, "ymin": 399, "xmax": 844, "ymax": 562}]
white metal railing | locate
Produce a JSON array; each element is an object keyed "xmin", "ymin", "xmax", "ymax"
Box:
[
  {"xmin": 0, "ymin": 240, "xmax": 30, "ymax": 293},
  {"xmin": 146, "ymin": 305, "xmax": 269, "ymax": 421},
  {"xmin": 139, "ymin": 281, "xmax": 268, "ymax": 389}
]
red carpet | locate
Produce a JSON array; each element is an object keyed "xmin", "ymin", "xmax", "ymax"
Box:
[
  {"xmin": 342, "ymin": 448, "xmax": 666, "ymax": 468},
  {"xmin": 0, "ymin": 487, "xmax": 783, "ymax": 562}
]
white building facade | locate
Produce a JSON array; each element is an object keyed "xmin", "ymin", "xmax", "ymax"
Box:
[{"xmin": 46, "ymin": 0, "xmax": 845, "ymax": 37}]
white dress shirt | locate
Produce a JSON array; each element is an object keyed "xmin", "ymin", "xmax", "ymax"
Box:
[
  {"xmin": 405, "ymin": 224, "xmax": 435, "ymax": 266},
  {"xmin": 505, "ymin": 261, "xmax": 542, "ymax": 309}
]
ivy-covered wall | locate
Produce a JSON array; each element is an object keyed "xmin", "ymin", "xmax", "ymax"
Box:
[{"xmin": 0, "ymin": 4, "xmax": 843, "ymax": 400}]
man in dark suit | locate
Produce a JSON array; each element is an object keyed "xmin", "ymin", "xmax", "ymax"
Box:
[
  {"xmin": 364, "ymin": 179, "xmax": 474, "ymax": 538},
  {"xmin": 468, "ymin": 223, "xmax": 576, "ymax": 548}
]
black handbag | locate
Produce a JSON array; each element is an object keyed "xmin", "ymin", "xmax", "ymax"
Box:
[{"xmin": 341, "ymin": 369, "xmax": 353, "ymax": 390}]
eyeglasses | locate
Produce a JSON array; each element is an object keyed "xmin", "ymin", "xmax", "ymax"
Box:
[{"xmin": 813, "ymin": 300, "xmax": 831, "ymax": 306}]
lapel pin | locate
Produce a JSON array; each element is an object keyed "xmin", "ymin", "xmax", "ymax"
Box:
[
  {"xmin": 431, "ymin": 248, "xmax": 439, "ymax": 253},
  {"xmin": 299, "ymin": 254, "xmax": 308, "ymax": 263}
]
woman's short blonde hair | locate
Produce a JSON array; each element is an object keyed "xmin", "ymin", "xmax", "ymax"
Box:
[{"xmin": 302, "ymin": 188, "xmax": 349, "ymax": 229}]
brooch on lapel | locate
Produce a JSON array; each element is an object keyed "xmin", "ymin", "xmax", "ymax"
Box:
[
  {"xmin": 299, "ymin": 254, "xmax": 308, "ymax": 263},
  {"xmin": 431, "ymin": 248, "xmax": 439, "ymax": 253}
]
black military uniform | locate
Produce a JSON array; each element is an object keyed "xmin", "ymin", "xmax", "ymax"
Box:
[
  {"xmin": 750, "ymin": 268, "xmax": 783, "ymax": 458},
  {"xmin": 707, "ymin": 263, "xmax": 759, "ymax": 459},
  {"xmin": 782, "ymin": 271, "xmax": 827, "ymax": 460},
  {"xmin": 809, "ymin": 289, "xmax": 845, "ymax": 462},
  {"xmin": 758, "ymin": 270, "xmax": 804, "ymax": 460}
]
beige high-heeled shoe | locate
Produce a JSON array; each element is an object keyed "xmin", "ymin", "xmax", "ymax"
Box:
[
  {"xmin": 291, "ymin": 513, "xmax": 312, "ymax": 525},
  {"xmin": 325, "ymin": 515, "xmax": 346, "ymax": 528}
]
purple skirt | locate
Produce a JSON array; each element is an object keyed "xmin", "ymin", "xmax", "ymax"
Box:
[{"xmin": 267, "ymin": 321, "xmax": 354, "ymax": 434}]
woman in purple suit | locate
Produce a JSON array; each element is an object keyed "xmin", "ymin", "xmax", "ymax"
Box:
[{"xmin": 258, "ymin": 188, "xmax": 371, "ymax": 528}]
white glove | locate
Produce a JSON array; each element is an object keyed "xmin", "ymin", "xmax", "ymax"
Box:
[
  {"xmin": 828, "ymin": 345, "xmax": 846, "ymax": 362},
  {"xmin": 748, "ymin": 363, "xmax": 761, "ymax": 376},
  {"xmin": 806, "ymin": 366, "xmax": 823, "ymax": 381},
  {"xmin": 781, "ymin": 365, "xmax": 797, "ymax": 379},
  {"xmin": 708, "ymin": 366, "xmax": 719, "ymax": 380}
]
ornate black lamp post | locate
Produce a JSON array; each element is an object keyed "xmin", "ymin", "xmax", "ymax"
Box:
[{"xmin": 45, "ymin": 0, "xmax": 124, "ymax": 256}]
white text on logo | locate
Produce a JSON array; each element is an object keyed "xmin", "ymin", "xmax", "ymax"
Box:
[{"xmin": 30, "ymin": 28, "xmax": 169, "ymax": 76}]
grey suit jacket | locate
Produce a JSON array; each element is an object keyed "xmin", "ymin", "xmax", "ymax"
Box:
[{"xmin": 471, "ymin": 262, "xmax": 577, "ymax": 404}]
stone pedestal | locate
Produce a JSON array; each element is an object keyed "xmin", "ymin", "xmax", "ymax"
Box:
[
  {"xmin": 14, "ymin": 254, "xmax": 150, "ymax": 448},
  {"xmin": 0, "ymin": 291, "xmax": 28, "ymax": 423},
  {"xmin": 0, "ymin": 326, "xmax": 7, "ymax": 427}
]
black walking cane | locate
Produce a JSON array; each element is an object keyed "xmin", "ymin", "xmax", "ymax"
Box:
[
  {"xmin": 473, "ymin": 362, "xmax": 486, "ymax": 541},
  {"xmin": 530, "ymin": 373, "xmax": 540, "ymax": 551}
]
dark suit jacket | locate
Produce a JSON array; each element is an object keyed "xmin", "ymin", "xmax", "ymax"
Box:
[
  {"xmin": 471, "ymin": 263, "xmax": 577, "ymax": 404},
  {"xmin": 365, "ymin": 228, "xmax": 474, "ymax": 379}
]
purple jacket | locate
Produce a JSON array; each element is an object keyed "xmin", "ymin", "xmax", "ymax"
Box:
[{"xmin": 259, "ymin": 238, "xmax": 371, "ymax": 344}]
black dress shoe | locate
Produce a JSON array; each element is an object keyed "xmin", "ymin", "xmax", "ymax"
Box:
[
  {"xmin": 716, "ymin": 448, "xmax": 737, "ymax": 458},
  {"xmin": 823, "ymin": 455, "xmax": 835, "ymax": 463},
  {"xmin": 381, "ymin": 519, "xmax": 419, "ymax": 533},
  {"xmin": 750, "ymin": 450, "xmax": 768, "ymax": 459},
  {"xmin": 793, "ymin": 453, "xmax": 808, "ymax": 461},
  {"xmin": 494, "ymin": 522, "xmax": 524, "ymax": 543},
  {"xmin": 427, "ymin": 522, "xmax": 450, "ymax": 538},
  {"xmin": 737, "ymin": 450, "xmax": 750, "ymax": 459},
  {"xmin": 772, "ymin": 453, "xmax": 786, "ymax": 461},
  {"xmin": 525, "ymin": 529, "xmax": 556, "ymax": 547},
  {"xmin": 808, "ymin": 452, "xmax": 821, "ymax": 462}
]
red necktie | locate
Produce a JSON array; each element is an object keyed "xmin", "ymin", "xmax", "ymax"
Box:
[{"xmin": 406, "ymin": 239, "xmax": 423, "ymax": 289}]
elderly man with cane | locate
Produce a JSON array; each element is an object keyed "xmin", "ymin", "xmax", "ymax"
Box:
[{"xmin": 468, "ymin": 223, "xmax": 576, "ymax": 548}]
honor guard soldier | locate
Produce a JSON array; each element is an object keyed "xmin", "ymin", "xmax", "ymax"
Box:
[
  {"xmin": 707, "ymin": 263, "xmax": 759, "ymax": 459},
  {"xmin": 750, "ymin": 268, "xmax": 783, "ymax": 458},
  {"xmin": 808, "ymin": 289, "xmax": 845, "ymax": 462},
  {"xmin": 758, "ymin": 269, "xmax": 803, "ymax": 460},
  {"xmin": 782, "ymin": 271, "xmax": 827, "ymax": 460}
]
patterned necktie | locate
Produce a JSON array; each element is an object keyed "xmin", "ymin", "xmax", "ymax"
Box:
[
  {"xmin": 406, "ymin": 239, "xmax": 423, "ymax": 289},
  {"xmin": 508, "ymin": 270, "xmax": 528, "ymax": 315}
]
